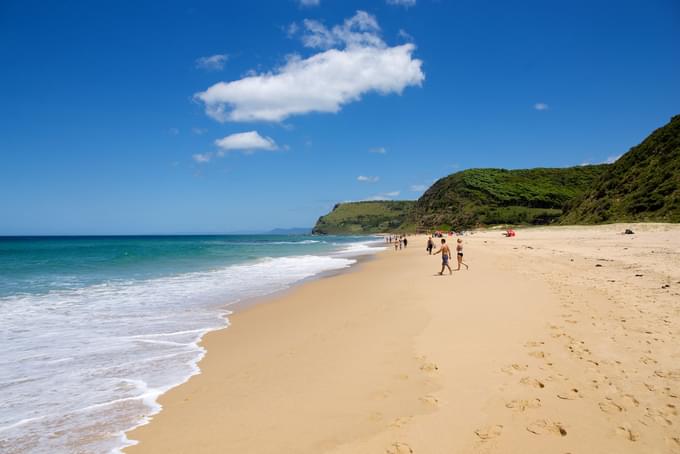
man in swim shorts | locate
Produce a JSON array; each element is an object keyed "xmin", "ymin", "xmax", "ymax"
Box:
[{"xmin": 433, "ymin": 238, "xmax": 452, "ymax": 275}]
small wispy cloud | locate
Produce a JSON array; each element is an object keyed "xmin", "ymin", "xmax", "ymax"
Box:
[
  {"xmin": 533, "ymin": 102, "xmax": 549, "ymax": 111},
  {"xmin": 369, "ymin": 146, "xmax": 387, "ymax": 154},
  {"xmin": 299, "ymin": 0, "xmax": 320, "ymax": 6},
  {"xmin": 366, "ymin": 190, "xmax": 400, "ymax": 200},
  {"xmin": 168, "ymin": 127, "xmax": 179, "ymax": 135},
  {"xmin": 193, "ymin": 131, "xmax": 278, "ymax": 164},
  {"xmin": 580, "ymin": 154, "xmax": 622, "ymax": 167},
  {"xmin": 398, "ymin": 29, "xmax": 414, "ymax": 41},
  {"xmin": 193, "ymin": 152, "xmax": 213, "ymax": 163},
  {"xmin": 387, "ymin": 0, "xmax": 416, "ymax": 6},
  {"xmin": 215, "ymin": 131, "xmax": 278, "ymax": 154},
  {"xmin": 409, "ymin": 184, "xmax": 427, "ymax": 192},
  {"xmin": 286, "ymin": 22, "xmax": 300, "ymax": 38},
  {"xmin": 195, "ymin": 54, "xmax": 228, "ymax": 71},
  {"xmin": 191, "ymin": 127, "xmax": 207, "ymax": 135},
  {"xmin": 357, "ymin": 175, "xmax": 380, "ymax": 183}
]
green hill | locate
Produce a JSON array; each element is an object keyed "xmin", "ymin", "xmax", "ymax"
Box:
[
  {"xmin": 312, "ymin": 201, "xmax": 415, "ymax": 234},
  {"xmin": 410, "ymin": 165, "xmax": 608, "ymax": 230},
  {"xmin": 562, "ymin": 115, "xmax": 680, "ymax": 223}
]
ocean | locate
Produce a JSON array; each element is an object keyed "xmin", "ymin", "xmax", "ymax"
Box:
[{"xmin": 0, "ymin": 235, "xmax": 383, "ymax": 453}]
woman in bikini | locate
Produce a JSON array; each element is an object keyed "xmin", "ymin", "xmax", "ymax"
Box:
[{"xmin": 456, "ymin": 238, "xmax": 469, "ymax": 270}]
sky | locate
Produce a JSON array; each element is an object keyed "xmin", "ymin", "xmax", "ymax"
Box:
[{"xmin": 1, "ymin": 0, "xmax": 678, "ymax": 235}]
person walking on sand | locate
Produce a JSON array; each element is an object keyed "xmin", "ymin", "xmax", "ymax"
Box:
[
  {"xmin": 433, "ymin": 239, "xmax": 452, "ymax": 275},
  {"xmin": 403, "ymin": 237, "xmax": 408, "ymax": 248},
  {"xmin": 426, "ymin": 236, "xmax": 434, "ymax": 255},
  {"xmin": 456, "ymin": 238, "xmax": 469, "ymax": 270}
]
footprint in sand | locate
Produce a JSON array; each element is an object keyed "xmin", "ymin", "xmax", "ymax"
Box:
[
  {"xmin": 501, "ymin": 363, "xmax": 528, "ymax": 375},
  {"xmin": 599, "ymin": 400, "xmax": 624, "ymax": 414},
  {"xmin": 616, "ymin": 394, "xmax": 640, "ymax": 409},
  {"xmin": 390, "ymin": 416, "xmax": 413, "ymax": 428},
  {"xmin": 616, "ymin": 424, "xmax": 639, "ymax": 442},
  {"xmin": 646, "ymin": 404, "xmax": 678, "ymax": 427},
  {"xmin": 666, "ymin": 436, "xmax": 680, "ymax": 450},
  {"xmin": 528, "ymin": 351, "xmax": 548, "ymax": 359},
  {"xmin": 557, "ymin": 388, "xmax": 582, "ymax": 400},
  {"xmin": 520, "ymin": 377, "xmax": 546, "ymax": 389},
  {"xmin": 525, "ymin": 340, "xmax": 545, "ymax": 348},
  {"xmin": 420, "ymin": 362, "xmax": 439, "ymax": 373},
  {"xmin": 655, "ymin": 370, "xmax": 680, "ymax": 381},
  {"xmin": 386, "ymin": 442, "xmax": 413, "ymax": 454},
  {"xmin": 526, "ymin": 420, "xmax": 567, "ymax": 437},
  {"xmin": 419, "ymin": 395, "xmax": 439, "ymax": 407},
  {"xmin": 474, "ymin": 425, "xmax": 503, "ymax": 440},
  {"xmin": 505, "ymin": 398, "xmax": 541, "ymax": 412},
  {"xmin": 640, "ymin": 355, "xmax": 658, "ymax": 365}
]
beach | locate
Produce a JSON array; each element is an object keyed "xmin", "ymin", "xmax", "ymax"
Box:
[{"xmin": 125, "ymin": 224, "xmax": 680, "ymax": 453}]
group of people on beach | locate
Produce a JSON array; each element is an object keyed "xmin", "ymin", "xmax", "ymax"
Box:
[
  {"xmin": 386, "ymin": 234, "xmax": 408, "ymax": 251},
  {"xmin": 386, "ymin": 233, "xmax": 468, "ymax": 275},
  {"xmin": 427, "ymin": 235, "xmax": 468, "ymax": 275}
]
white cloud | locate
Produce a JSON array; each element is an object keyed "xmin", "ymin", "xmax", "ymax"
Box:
[
  {"xmin": 301, "ymin": 11, "xmax": 383, "ymax": 49},
  {"xmin": 369, "ymin": 146, "xmax": 387, "ymax": 154},
  {"xmin": 299, "ymin": 0, "xmax": 320, "ymax": 6},
  {"xmin": 215, "ymin": 131, "xmax": 277, "ymax": 154},
  {"xmin": 387, "ymin": 0, "xmax": 416, "ymax": 6},
  {"xmin": 193, "ymin": 152, "xmax": 213, "ymax": 163},
  {"xmin": 533, "ymin": 102, "xmax": 549, "ymax": 111},
  {"xmin": 366, "ymin": 190, "xmax": 400, "ymax": 200},
  {"xmin": 605, "ymin": 154, "xmax": 621, "ymax": 164},
  {"xmin": 357, "ymin": 175, "xmax": 380, "ymax": 183},
  {"xmin": 191, "ymin": 127, "xmax": 208, "ymax": 135},
  {"xmin": 286, "ymin": 22, "xmax": 300, "ymax": 38},
  {"xmin": 398, "ymin": 29, "xmax": 414, "ymax": 41},
  {"xmin": 410, "ymin": 184, "xmax": 427, "ymax": 192},
  {"xmin": 195, "ymin": 11, "xmax": 424, "ymax": 122},
  {"xmin": 195, "ymin": 54, "xmax": 228, "ymax": 71}
]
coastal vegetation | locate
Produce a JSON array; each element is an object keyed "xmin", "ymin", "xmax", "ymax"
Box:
[
  {"xmin": 312, "ymin": 115, "xmax": 680, "ymax": 234},
  {"xmin": 410, "ymin": 166, "xmax": 607, "ymax": 230},
  {"xmin": 562, "ymin": 115, "xmax": 680, "ymax": 223},
  {"xmin": 311, "ymin": 201, "xmax": 415, "ymax": 234}
]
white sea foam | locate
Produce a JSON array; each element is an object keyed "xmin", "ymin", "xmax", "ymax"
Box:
[
  {"xmin": 0, "ymin": 253, "xmax": 358, "ymax": 453},
  {"xmin": 333, "ymin": 239, "xmax": 387, "ymax": 257}
]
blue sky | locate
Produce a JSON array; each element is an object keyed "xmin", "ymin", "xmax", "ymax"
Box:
[{"xmin": 1, "ymin": 0, "xmax": 678, "ymax": 234}]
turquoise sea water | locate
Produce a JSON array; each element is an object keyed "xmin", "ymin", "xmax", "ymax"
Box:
[{"xmin": 0, "ymin": 235, "xmax": 382, "ymax": 453}]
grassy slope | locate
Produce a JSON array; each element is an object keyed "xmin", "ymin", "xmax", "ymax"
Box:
[
  {"xmin": 411, "ymin": 165, "xmax": 608, "ymax": 230},
  {"xmin": 312, "ymin": 201, "xmax": 416, "ymax": 234},
  {"xmin": 562, "ymin": 115, "xmax": 680, "ymax": 223}
]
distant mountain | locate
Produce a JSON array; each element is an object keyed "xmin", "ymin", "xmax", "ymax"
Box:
[
  {"xmin": 410, "ymin": 165, "xmax": 607, "ymax": 230},
  {"xmin": 267, "ymin": 227, "xmax": 312, "ymax": 235},
  {"xmin": 312, "ymin": 201, "xmax": 415, "ymax": 234},
  {"xmin": 562, "ymin": 115, "xmax": 680, "ymax": 223}
]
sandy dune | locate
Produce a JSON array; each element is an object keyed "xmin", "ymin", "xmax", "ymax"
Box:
[{"xmin": 126, "ymin": 224, "xmax": 680, "ymax": 453}]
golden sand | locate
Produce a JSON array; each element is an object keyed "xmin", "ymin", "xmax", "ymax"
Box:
[{"xmin": 126, "ymin": 223, "xmax": 680, "ymax": 453}]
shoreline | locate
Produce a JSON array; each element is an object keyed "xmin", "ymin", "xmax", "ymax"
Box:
[
  {"xmin": 124, "ymin": 224, "xmax": 680, "ymax": 453},
  {"xmin": 116, "ymin": 242, "xmax": 384, "ymax": 452}
]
